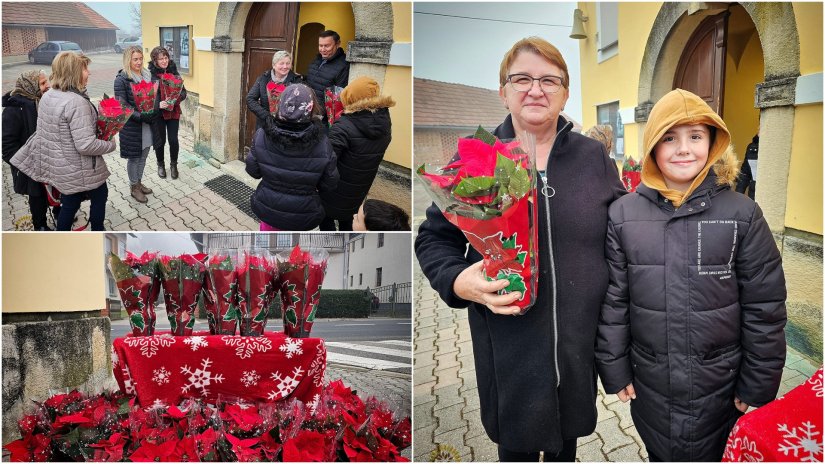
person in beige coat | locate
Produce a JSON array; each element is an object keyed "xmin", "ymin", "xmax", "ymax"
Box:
[{"xmin": 11, "ymin": 52, "xmax": 116, "ymax": 230}]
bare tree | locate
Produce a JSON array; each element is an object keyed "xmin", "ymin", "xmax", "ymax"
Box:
[{"xmin": 128, "ymin": 2, "xmax": 141, "ymax": 36}]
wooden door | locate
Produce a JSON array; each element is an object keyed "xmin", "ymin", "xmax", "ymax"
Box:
[
  {"xmin": 673, "ymin": 12, "xmax": 729, "ymax": 116},
  {"xmin": 240, "ymin": 2, "xmax": 299, "ymax": 157}
]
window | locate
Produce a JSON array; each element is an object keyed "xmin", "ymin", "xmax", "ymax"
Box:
[
  {"xmin": 378, "ymin": 234, "xmax": 384, "ymax": 248},
  {"xmin": 359, "ymin": 273, "xmax": 363, "ymax": 285},
  {"xmin": 276, "ymin": 234, "xmax": 291, "ymax": 248},
  {"xmin": 375, "ymin": 268, "xmax": 382, "ymax": 287},
  {"xmin": 254, "ymin": 234, "xmax": 269, "ymax": 250},
  {"xmin": 597, "ymin": 3, "xmax": 619, "ymax": 62},
  {"xmin": 159, "ymin": 26, "xmax": 191, "ymax": 73},
  {"xmin": 350, "ymin": 275, "xmax": 353, "ymax": 287},
  {"xmin": 596, "ymin": 101, "xmax": 624, "ymax": 157}
]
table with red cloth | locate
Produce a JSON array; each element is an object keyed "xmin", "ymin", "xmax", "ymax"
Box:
[
  {"xmin": 113, "ymin": 331, "xmax": 326, "ymax": 408},
  {"xmin": 723, "ymin": 367, "xmax": 823, "ymax": 462}
]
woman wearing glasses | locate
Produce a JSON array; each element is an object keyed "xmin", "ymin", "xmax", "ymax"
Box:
[{"xmin": 415, "ymin": 37, "xmax": 625, "ymax": 462}]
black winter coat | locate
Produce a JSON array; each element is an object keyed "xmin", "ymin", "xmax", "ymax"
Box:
[
  {"xmin": 305, "ymin": 49, "xmax": 349, "ymax": 112},
  {"xmin": 596, "ymin": 174, "xmax": 786, "ymax": 461},
  {"xmin": 415, "ymin": 115, "xmax": 626, "ymax": 452},
  {"xmin": 148, "ymin": 60, "xmax": 188, "ymax": 121},
  {"xmin": 2, "ymin": 93, "xmax": 43, "ymax": 196},
  {"xmin": 320, "ymin": 97, "xmax": 393, "ymax": 219},
  {"xmin": 246, "ymin": 69, "xmax": 303, "ymax": 132},
  {"xmin": 114, "ymin": 69, "xmax": 159, "ymax": 159},
  {"xmin": 245, "ymin": 120, "xmax": 339, "ymax": 230}
]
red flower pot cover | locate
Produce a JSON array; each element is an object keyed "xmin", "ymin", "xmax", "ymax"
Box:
[
  {"xmin": 277, "ymin": 246, "xmax": 329, "ymax": 338},
  {"xmin": 266, "ymin": 81, "xmax": 286, "ymax": 115},
  {"xmin": 622, "ymin": 170, "xmax": 641, "ymax": 192},
  {"xmin": 158, "ymin": 254, "xmax": 207, "ymax": 336},
  {"xmin": 324, "ymin": 86, "xmax": 344, "ymax": 127},
  {"xmin": 158, "ymin": 73, "xmax": 183, "ymax": 107},
  {"xmin": 203, "ymin": 253, "xmax": 240, "ymax": 335},
  {"xmin": 95, "ymin": 95, "xmax": 133, "ymax": 141},
  {"xmin": 237, "ymin": 251, "xmax": 277, "ymax": 336},
  {"xmin": 109, "ymin": 252, "xmax": 161, "ymax": 336}
]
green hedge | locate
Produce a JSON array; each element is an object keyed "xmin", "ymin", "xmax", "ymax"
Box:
[{"xmin": 267, "ymin": 289, "xmax": 371, "ymax": 319}]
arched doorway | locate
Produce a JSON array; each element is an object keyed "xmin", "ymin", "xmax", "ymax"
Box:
[
  {"xmin": 240, "ymin": 3, "xmax": 299, "ymax": 157},
  {"xmin": 296, "ymin": 23, "xmax": 324, "ymax": 76}
]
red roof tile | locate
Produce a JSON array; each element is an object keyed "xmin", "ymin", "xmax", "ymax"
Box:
[{"xmin": 3, "ymin": 2, "xmax": 118, "ymax": 30}]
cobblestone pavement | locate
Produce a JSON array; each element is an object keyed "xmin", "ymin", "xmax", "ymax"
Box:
[
  {"xmin": 413, "ymin": 217, "xmax": 821, "ymax": 462},
  {"xmin": 2, "ymin": 57, "xmax": 411, "ymax": 232}
]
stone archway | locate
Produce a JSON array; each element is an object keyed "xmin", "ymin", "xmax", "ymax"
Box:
[
  {"xmin": 205, "ymin": 2, "xmax": 396, "ymax": 164},
  {"xmin": 634, "ymin": 2, "xmax": 800, "ymax": 233}
]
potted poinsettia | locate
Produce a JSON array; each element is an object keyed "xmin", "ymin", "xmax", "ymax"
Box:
[
  {"xmin": 276, "ymin": 246, "xmax": 329, "ymax": 338},
  {"xmin": 621, "ymin": 157, "xmax": 642, "ymax": 192}
]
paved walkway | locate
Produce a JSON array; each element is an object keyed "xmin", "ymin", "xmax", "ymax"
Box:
[{"xmin": 413, "ymin": 213, "xmax": 821, "ymax": 462}]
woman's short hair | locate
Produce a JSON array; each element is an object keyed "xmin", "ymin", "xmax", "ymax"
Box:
[
  {"xmin": 49, "ymin": 52, "xmax": 92, "ymax": 91},
  {"xmin": 149, "ymin": 46, "xmax": 170, "ymax": 64},
  {"xmin": 122, "ymin": 45, "xmax": 144, "ymax": 81},
  {"xmin": 272, "ymin": 50, "xmax": 292, "ymax": 66},
  {"xmin": 499, "ymin": 37, "xmax": 569, "ymax": 89}
]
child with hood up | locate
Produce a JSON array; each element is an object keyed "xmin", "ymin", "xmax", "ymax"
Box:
[
  {"xmin": 245, "ymin": 83, "xmax": 338, "ymax": 231},
  {"xmin": 595, "ymin": 89, "xmax": 787, "ymax": 461}
]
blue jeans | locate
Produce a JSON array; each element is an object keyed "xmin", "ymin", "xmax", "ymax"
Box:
[{"xmin": 57, "ymin": 182, "xmax": 108, "ymax": 231}]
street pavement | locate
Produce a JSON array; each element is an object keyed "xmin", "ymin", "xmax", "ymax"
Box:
[
  {"xmin": 2, "ymin": 55, "xmax": 411, "ymax": 231},
  {"xmin": 412, "ymin": 215, "xmax": 821, "ymax": 462}
]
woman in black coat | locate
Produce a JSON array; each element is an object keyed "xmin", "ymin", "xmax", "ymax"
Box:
[
  {"xmin": 319, "ymin": 76, "xmax": 394, "ymax": 231},
  {"xmin": 246, "ymin": 50, "xmax": 303, "ymax": 133},
  {"xmin": 148, "ymin": 47, "xmax": 187, "ymax": 179},
  {"xmin": 415, "ymin": 37, "xmax": 625, "ymax": 461},
  {"xmin": 114, "ymin": 45, "xmax": 159, "ymax": 203},
  {"xmin": 2, "ymin": 70, "xmax": 58, "ymax": 230}
]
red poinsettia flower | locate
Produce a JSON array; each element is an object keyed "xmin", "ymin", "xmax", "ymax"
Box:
[
  {"xmin": 390, "ymin": 417, "xmax": 412, "ymax": 449},
  {"xmin": 129, "ymin": 439, "xmax": 178, "ymax": 462},
  {"xmin": 282, "ymin": 429, "xmax": 328, "ymax": 462},
  {"xmin": 221, "ymin": 404, "xmax": 263, "ymax": 433},
  {"xmin": 54, "ymin": 412, "xmax": 92, "ymax": 427},
  {"xmin": 193, "ymin": 428, "xmax": 219, "ymax": 460},
  {"xmin": 171, "ymin": 436, "xmax": 198, "ymax": 462},
  {"xmin": 99, "ymin": 97, "xmax": 125, "ymax": 117},
  {"xmin": 289, "ymin": 245, "xmax": 311, "ymax": 266},
  {"xmin": 17, "ymin": 414, "xmax": 39, "ymax": 437},
  {"xmin": 225, "ymin": 433, "xmax": 261, "ymax": 462},
  {"xmin": 4, "ymin": 434, "xmax": 51, "ymax": 462},
  {"xmin": 258, "ymin": 428, "xmax": 282, "ymax": 461},
  {"xmin": 343, "ymin": 427, "xmax": 376, "ymax": 462},
  {"xmin": 89, "ymin": 432, "xmax": 127, "ymax": 462}
]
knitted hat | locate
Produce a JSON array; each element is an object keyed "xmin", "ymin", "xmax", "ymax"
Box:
[
  {"xmin": 341, "ymin": 76, "xmax": 380, "ymax": 108},
  {"xmin": 277, "ymin": 83, "xmax": 314, "ymax": 123}
]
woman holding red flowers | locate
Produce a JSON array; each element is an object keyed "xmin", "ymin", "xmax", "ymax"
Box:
[
  {"xmin": 416, "ymin": 37, "xmax": 625, "ymax": 462},
  {"xmin": 115, "ymin": 45, "xmax": 159, "ymax": 203},
  {"xmin": 246, "ymin": 50, "xmax": 304, "ymax": 133},
  {"xmin": 148, "ymin": 46, "xmax": 187, "ymax": 180}
]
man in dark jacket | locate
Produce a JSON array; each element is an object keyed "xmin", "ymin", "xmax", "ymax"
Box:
[
  {"xmin": 305, "ymin": 30, "xmax": 349, "ymax": 125},
  {"xmin": 735, "ymin": 134, "xmax": 758, "ymax": 199}
]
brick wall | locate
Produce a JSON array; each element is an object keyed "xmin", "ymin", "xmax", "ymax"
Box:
[
  {"xmin": 2, "ymin": 27, "xmax": 47, "ymax": 57},
  {"xmin": 413, "ymin": 128, "xmax": 468, "ymax": 165}
]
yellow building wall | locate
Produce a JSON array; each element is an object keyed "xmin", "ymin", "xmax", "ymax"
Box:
[
  {"xmin": 383, "ymin": 65, "xmax": 411, "ymax": 167},
  {"xmin": 297, "ymin": 2, "xmax": 355, "ymax": 53},
  {"xmin": 141, "ymin": 3, "xmax": 218, "ymax": 107},
  {"xmin": 393, "ymin": 2, "xmax": 412, "ymax": 42},
  {"xmin": 722, "ymin": 30, "xmax": 763, "ymax": 159},
  {"xmin": 794, "ymin": 3, "xmax": 823, "ymax": 75},
  {"xmin": 3, "ymin": 235, "xmax": 105, "ymax": 313},
  {"xmin": 786, "ymin": 104, "xmax": 823, "ymax": 235}
]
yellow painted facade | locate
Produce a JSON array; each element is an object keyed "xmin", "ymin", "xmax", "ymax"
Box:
[
  {"xmin": 2, "ymin": 234, "xmax": 105, "ymax": 313},
  {"xmin": 786, "ymin": 104, "xmax": 823, "ymax": 234}
]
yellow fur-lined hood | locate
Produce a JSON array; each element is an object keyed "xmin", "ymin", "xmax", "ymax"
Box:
[{"xmin": 343, "ymin": 95, "xmax": 396, "ymax": 114}]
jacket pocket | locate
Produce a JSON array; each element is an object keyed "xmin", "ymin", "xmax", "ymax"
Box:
[{"xmin": 691, "ymin": 344, "xmax": 741, "ymax": 398}]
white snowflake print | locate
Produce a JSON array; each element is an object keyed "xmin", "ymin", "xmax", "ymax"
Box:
[
  {"xmin": 221, "ymin": 336, "xmax": 272, "ymax": 359},
  {"xmin": 267, "ymin": 366, "xmax": 304, "ymax": 400},
  {"xmin": 778, "ymin": 421, "xmax": 823, "ymax": 462},
  {"xmin": 724, "ymin": 424, "xmax": 764, "ymax": 463},
  {"xmin": 124, "ymin": 334, "xmax": 176, "ymax": 358},
  {"xmin": 122, "ymin": 364, "xmax": 136, "ymax": 395},
  {"xmin": 306, "ymin": 393, "xmax": 321, "ymax": 415},
  {"xmin": 152, "ymin": 367, "xmax": 171, "ymax": 385},
  {"xmin": 180, "ymin": 358, "xmax": 225, "ymax": 397},
  {"xmin": 806, "ymin": 370, "xmax": 823, "ymax": 398},
  {"xmin": 111, "ymin": 346, "xmax": 120, "ymax": 367},
  {"xmin": 147, "ymin": 399, "xmax": 167, "ymax": 411},
  {"xmin": 279, "ymin": 337, "xmax": 304, "ymax": 359},
  {"xmin": 308, "ymin": 341, "xmax": 327, "ymax": 387},
  {"xmin": 240, "ymin": 370, "xmax": 260, "ymax": 388},
  {"xmin": 183, "ymin": 336, "xmax": 209, "ymax": 352}
]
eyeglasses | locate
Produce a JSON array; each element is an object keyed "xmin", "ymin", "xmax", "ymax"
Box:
[{"xmin": 507, "ymin": 73, "xmax": 564, "ymax": 94}]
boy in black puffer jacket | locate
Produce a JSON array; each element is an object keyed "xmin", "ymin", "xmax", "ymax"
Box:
[{"xmin": 245, "ymin": 83, "xmax": 338, "ymax": 231}]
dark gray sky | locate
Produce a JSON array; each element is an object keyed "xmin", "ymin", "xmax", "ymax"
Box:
[{"xmin": 86, "ymin": 2, "xmax": 137, "ymax": 34}]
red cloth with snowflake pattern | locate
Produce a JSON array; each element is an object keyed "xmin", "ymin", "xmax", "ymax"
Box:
[
  {"xmin": 112, "ymin": 331, "xmax": 326, "ymax": 408},
  {"xmin": 723, "ymin": 367, "xmax": 823, "ymax": 462}
]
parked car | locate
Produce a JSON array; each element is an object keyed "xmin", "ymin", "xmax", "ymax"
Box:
[
  {"xmin": 114, "ymin": 37, "xmax": 142, "ymax": 53},
  {"xmin": 28, "ymin": 41, "xmax": 82, "ymax": 64}
]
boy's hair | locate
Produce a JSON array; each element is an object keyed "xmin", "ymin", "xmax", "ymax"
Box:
[
  {"xmin": 363, "ymin": 199, "xmax": 410, "ymax": 231},
  {"xmin": 50, "ymin": 52, "xmax": 91, "ymax": 91}
]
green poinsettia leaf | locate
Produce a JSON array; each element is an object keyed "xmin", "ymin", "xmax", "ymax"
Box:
[
  {"xmin": 453, "ymin": 176, "xmax": 497, "ymax": 197},
  {"xmin": 502, "ymin": 233, "xmax": 518, "ymax": 250},
  {"xmin": 117, "ymin": 397, "xmax": 130, "ymax": 415},
  {"xmin": 496, "ymin": 271, "xmax": 527, "ymax": 297},
  {"xmin": 473, "ymin": 125, "xmax": 497, "ymax": 146},
  {"xmin": 285, "ymin": 308, "xmax": 298, "ymax": 327},
  {"xmin": 495, "ymin": 153, "xmax": 516, "ymax": 180},
  {"xmin": 130, "ymin": 313, "xmax": 145, "ymax": 331},
  {"xmin": 186, "ymin": 317, "xmax": 196, "ymax": 329},
  {"xmin": 508, "ymin": 166, "xmax": 531, "ymax": 199}
]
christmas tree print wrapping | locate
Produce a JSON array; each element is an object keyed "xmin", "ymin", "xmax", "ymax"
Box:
[
  {"xmin": 203, "ymin": 253, "xmax": 240, "ymax": 335},
  {"xmin": 416, "ymin": 127, "xmax": 540, "ymax": 313},
  {"xmin": 130, "ymin": 80, "xmax": 158, "ymax": 114},
  {"xmin": 157, "ymin": 253, "xmax": 207, "ymax": 336},
  {"xmin": 95, "ymin": 94, "xmax": 133, "ymax": 141},
  {"xmin": 158, "ymin": 73, "xmax": 184, "ymax": 107},
  {"xmin": 277, "ymin": 246, "xmax": 329, "ymax": 338},
  {"xmin": 266, "ymin": 81, "xmax": 286, "ymax": 115},
  {"xmin": 324, "ymin": 86, "xmax": 344, "ymax": 127},
  {"xmin": 237, "ymin": 250, "xmax": 278, "ymax": 336},
  {"xmin": 109, "ymin": 252, "xmax": 161, "ymax": 335}
]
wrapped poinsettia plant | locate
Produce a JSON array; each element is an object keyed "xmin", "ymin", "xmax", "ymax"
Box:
[
  {"xmin": 276, "ymin": 245, "xmax": 329, "ymax": 338},
  {"xmin": 417, "ymin": 126, "xmax": 539, "ymax": 313},
  {"xmin": 324, "ymin": 86, "xmax": 344, "ymax": 127},
  {"xmin": 621, "ymin": 157, "xmax": 642, "ymax": 192},
  {"xmin": 157, "ymin": 253, "xmax": 207, "ymax": 336},
  {"xmin": 130, "ymin": 80, "xmax": 158, "ymax": 114},
  {"xmin": 203, "ymin": 252, "xmax": 240, "ymax": 335},
  {"xmin": 266, "ymin": 81, "xmax": 286, "ymax": 115},
  {"xmin": 237, "ymin": 250, "xmax": 278, "ymax": 336},
  {"xmin": 158, "ymin": 73, "xmax": 184, "ymax": 107},
  {"xmin": 95, "ymin": 94, "xmax": 133, "ymax": 141},
  {"xmin": 109, "ymin": 252, "xmax": 161, "ymax": 335}
]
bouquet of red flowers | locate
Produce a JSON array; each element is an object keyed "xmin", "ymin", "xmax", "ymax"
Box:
[
  {"xmin": 276, "ymin": 245, "xmax": 328, "ymax": 338},
  {"xmin": 130, "ymin": 80, "xmax": 158, "ymax": 114},
  {"xmin": 109, "ymin": 252, "xmax": 161, "ymax": 335},
  {"xmin": 203, "ymin": 252, "xmax": 240, "ymax": 335},
  {"xmin": 157, "ymin": 73, "xmax": 183, "ymax": 107},
  {"xmin": 237, "ymin": 250, "xmax": 278, "ymax": 336},
  {"xmin": 157, "ymin": 254, "xmax": 207, "ymax": 336},
  {"xmin": 621, "ymin": 157, "xmax": 642, "ymax": 192},
  {"xmin": 266, "ymin": 81, "xmax": 287, "ymax": 115},
  {"xmin": 324, "ymin": 86, "xmax": 344, "ymax": 127},
  {"xmin": 417, "ymin": 126, "xmax": 539, "ymax": 313},
  {"xmin": 95, "ymin": 94, "xmax": 133, "ymax": 141}
]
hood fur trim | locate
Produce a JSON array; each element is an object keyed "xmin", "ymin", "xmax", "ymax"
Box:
[{"xmin": 343, "ymin": 95, "xmax": 396, "ymax": 114}]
